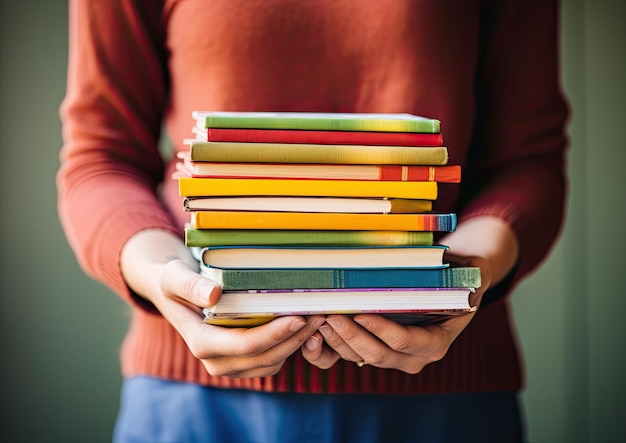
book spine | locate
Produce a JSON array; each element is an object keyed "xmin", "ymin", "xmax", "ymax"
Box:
[
  {"xmin": 208, "ymin": 267, "xmax": 481, "ymax": 290},
  {"xmin": 178, "ymin": 178, "xmax": 438, "ymax": 199},
  {"xmin": 203, "ymin": 116, "xmax": 441, "ymax": 133},
  {"xmin": 379, "ymin": 165, "xmax": 461, "ymax": 183},
  {"xmin": 205, "ymin": 128, "xmax": 444, "ymax": 146},
  {"xmin": 185, "ymin": 229, "xmax": 434, "ymax": 247},
  {"xmin": 189, "ymin": 142, "xmax": 448, "ymax": 165},
  {"xmin": 190, "ymin": 212, "xmax": 456, "ymax": 231}
]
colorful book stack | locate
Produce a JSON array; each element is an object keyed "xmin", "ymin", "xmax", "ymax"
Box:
[{"xmin": 176, "ymin": 112, "xmax": 481, "ymax": 326}]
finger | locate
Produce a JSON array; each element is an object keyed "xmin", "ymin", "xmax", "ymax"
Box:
[
  {"xmin": 352, "ymin": 314, "xmax": 444, "ymax": 359},
  {"xmin": 353, "ymin": 313, "xmax": 477, "ymax": 365},
  {"xmin": 160, "ymin": 259, "xmax": 222, "ymax": 307},
  {"xmin": 317, "ymin": 323, "xmax": 363, "ymax": 363},
  {"xmin": 188, "ymin": 314, "xmax": 316, "ymax": 360},
  {"xmin": 201, "ymin": 316, "xmax": 326, "ymax": 376},
  {"xmin": 301, "ymin": 331, "xmax": 342, "ymax": 369},
  {"xmin": 324, "ymin": 315, "xmax": 405, "ymax": 369}
]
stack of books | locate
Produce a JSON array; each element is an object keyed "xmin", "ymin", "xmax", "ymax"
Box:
[{"xmin": 176, "ymin": 112, "xmax": 481, "ymax": 326}]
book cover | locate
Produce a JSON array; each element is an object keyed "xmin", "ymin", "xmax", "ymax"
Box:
[
  {"xmin": 200, "ymin": 263, "xmax": 482, "ymax": 290},
  {"xmin": 200, "ymin": 245, "xmax": 449, "ymax": 269},
  {"xmin": 179, "ymin": 178, "xmax": 438, "ymax": 199},
  {"xmin": 183, "ymin": 196, "xmax": 433, "ymax": 214},
  {"xmin": 187, "ymin": 141, "xmax": 448, "ymax": 165},
  {"xmin": 193, "ymin": 111, "xmax": 441, "ymax": 133},
  {"xmin": 177, "ymin": 156, "xmax": 460, "ymax": 183},
  {"xmin": 185, "ymin": 229, "xmax": 434, "ymax": 247},
  {"xmin": 190, "ymin": 211, "xmax": 456, "ymax": 231},
  {"xmin": 201, "ymin": 287, "xmax": 475, "ymax": 326},
  {"xmin": 194, "ymin": 127, "xmax": 444, "ymax": 146}
]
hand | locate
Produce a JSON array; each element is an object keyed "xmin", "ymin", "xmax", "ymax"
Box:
[
  {"xmin": 121, "ymin": 229, "xmax": 325, "ymax": 378},
  {"xmin": 301, "ymin": 254, "xmax": 491, "ymax": 373},
  {"xmin": 302, "ymin": 215, "xmax": 518, "ymax": 372}
]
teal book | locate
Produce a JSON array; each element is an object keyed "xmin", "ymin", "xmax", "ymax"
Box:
[
  {"xmin": 185, "ymin": 229, "xmax": 434, "ymax": 247},
  {"xmin": 200, "ymin": 263, "xmax": 481, "ymax": 290},
  {"xmin": 192, "ymin": 111, "xmax": 441, "ymax": 133}
]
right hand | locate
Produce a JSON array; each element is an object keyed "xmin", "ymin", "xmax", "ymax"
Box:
[{"xmin": 121, "ymin": 229, "xmax": 325, "ymax": 378}]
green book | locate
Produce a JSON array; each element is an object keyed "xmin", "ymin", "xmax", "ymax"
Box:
[
  {"xmin": 185, "ymin": 229, "xmax": 433, "ymax": 247},
  {"xmin": 192, "ymin": 111, "xmax": 441, "ymax": 133},
  {"xmin": 188, "ymin": 141, "xmax": 448, "ymax": 165},
  {"xmin": 200, "ymin": 264, "xmax": 481, "ymax": 290}
]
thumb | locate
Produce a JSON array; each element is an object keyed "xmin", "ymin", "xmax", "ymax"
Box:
[{"xmin": 159, "ymin": 259, "xmax": 222, "ymax": 307}]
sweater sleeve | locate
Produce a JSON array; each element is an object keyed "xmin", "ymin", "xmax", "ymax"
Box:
[
  {"xmin": 57, "ymin": 0, "xmax": 176, "ymax": 309},
  {"xmin": 459, "ymin": 0, "xmax": 570, "ymax": 302}
]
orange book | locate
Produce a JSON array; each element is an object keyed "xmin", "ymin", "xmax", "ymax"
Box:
[{"xmin": 190, "ymin": 211, "xmax": 456, "ymax": 232}]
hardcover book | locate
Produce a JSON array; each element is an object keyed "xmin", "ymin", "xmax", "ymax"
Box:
[
  {"xmin": 199, "ymin": 245, "xmax": 449, "ymax": 269},
  {"xmin": 186, "ymin": 141, "xmax": 448, "ymax": 165},
  {"xmin": 202, "ymin": 287, "xmax": 475, "ymax": 327},
  {"xmin": 176, "ymin": 156, "xmax": 461, "ymax": 183},
  {"xmin": 193, "ymin": 127, "xmax": 444, "ymax": 146},
  {"xmin": 179, "ymin": 178, "xmax": 438, "ymax": 199},
  {"xmin": 183, "ymin": 196, "xmax": 433, "ymax": 214},
  {"xmin": 199, "ymin": 263, "xmax": 481, "ymax": 290},
  {"xmin": 185, "ymin": 229, "xmax": 434, "ymax": 247},
  {"xmin": 190, "ymin": 211, "xmax": 457, "ymax": 231},
  {"xmin": 193, "ymin": 111, "xmax": 441, "ymax": 133}
]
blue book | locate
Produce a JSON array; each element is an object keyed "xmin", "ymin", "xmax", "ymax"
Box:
[{"xmin": 200, "ymin": 262, "xmax": 481, "ymax": 290}]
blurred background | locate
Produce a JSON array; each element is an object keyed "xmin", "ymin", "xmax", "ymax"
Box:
[{"xmin": 1, "ymin": 1, "xmax": 624, "ymax": 441}]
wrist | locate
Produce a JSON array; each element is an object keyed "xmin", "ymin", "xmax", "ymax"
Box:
[{"xmin": 439, "ymin": 215, "xmax": 519, "ymax": 286}]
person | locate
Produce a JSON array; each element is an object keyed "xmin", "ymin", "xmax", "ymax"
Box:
[{"xmin": 57, "ymin": 1, "xmax": 569, "ymax": 442}]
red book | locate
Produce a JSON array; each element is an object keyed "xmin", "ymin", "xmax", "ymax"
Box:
[{"xmin": 192, "ymin": 127, "xmax": 443, "ymax": 147}]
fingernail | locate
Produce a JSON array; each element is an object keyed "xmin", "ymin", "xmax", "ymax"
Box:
[
  {"xmin": 354, "ymin": 317, "xmax": 370, "ymax": 329},
  {"xmin": 318, "ymin": 324, "xmax": 333, "ymax": 338},
  {"xmin": 305, "ymin": 336, "xmax": 321, "ymax": 351},
  {"xmin": 325, "ymin": 317, "xmax": 343, "ymax": 330},
  {"xmin": 290, "ymin": 319, "xmax": 306, "ymax": 332}
]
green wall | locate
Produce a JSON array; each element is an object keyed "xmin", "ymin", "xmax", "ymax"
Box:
[{"xmin": 1, "ymin": 1, "xmax": 624, "ymax": 441}]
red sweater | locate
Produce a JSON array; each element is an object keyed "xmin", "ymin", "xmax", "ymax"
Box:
[{"xmin": 57, "ymin": 0, "xmax": 569, "ymax": 394}]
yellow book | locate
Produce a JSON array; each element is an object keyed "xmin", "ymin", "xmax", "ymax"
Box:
[
  {"xmin": 190, "ymin": 212, "xmax": 457, "ymax": 231},
  {"xmin": 179, "ymin": 178, "xmax": 438, "ymax": 200}
]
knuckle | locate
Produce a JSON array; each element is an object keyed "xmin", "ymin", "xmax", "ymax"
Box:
[
  {"xmin": 403, "ymin": 362, "xmax": 426, "ymax": 375},
  {"xmin": 203, "ymin": 362, "xmax": 230, "ymax": 377},
  {"xmin": 426, "ymin": 343, "xmax": 449, "ymax": 363},
  {"xmin": 387, "ymin": 334, "xmax": 412, "ymax": 352},
  {"xmin": 365, "ymin": 351, "xmax": 386, "ymax": 366},
  {"xmin": 187, "ymin": 337, "xmax": 212, "ymax": 360},
  {"xmin": 181, "ymin": 274, "xmax": 207, "ymax": 298}
]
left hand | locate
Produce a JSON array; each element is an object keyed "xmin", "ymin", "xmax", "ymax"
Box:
[{"xmin": 302, "ymin": 254, "xmax": 492, "ymax": 373}]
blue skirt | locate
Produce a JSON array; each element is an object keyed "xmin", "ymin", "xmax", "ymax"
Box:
[{"xmin": 113, "ymin": 376, "xmax": 524, "ymax": 443}]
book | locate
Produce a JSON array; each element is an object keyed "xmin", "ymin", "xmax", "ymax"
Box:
[
  {"xmin": 200, "ymin": 263, "xmax": 482, "ymax": 290},
  {"xmin": 193, "ymin": 111, "xmax": 441, "ymax": 133},
  {"xmin": 192, "ymin": 126, "xmax": 444, "ymax": 146},
  {"xmin": 183, "ymin": 196, "xmax": 433, "ymax": 214},
  {"xmin": 201, "ymin": 287, "xmax": 475, "ymax": 327},
  {"xmin": 176, "ymin": 157, "xmax": 461, "ymax": 183},
  {"xmin": 186, "ymin": 141, "xmax": 449, "ymax": 165},
  {"xmin": 179, "ymin": 178, "xmax": 438, "ymax": 199},
  {"xmin": 190, "ymin": 211, "xmax": 457, "ymax": 231},
  {"xmin": 185, "ymin": 229, "xmax": 434, "ymax": 247},
  {"xmin": 199, "ymin": 245, "xmax": 449, "ymax": 269}
]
